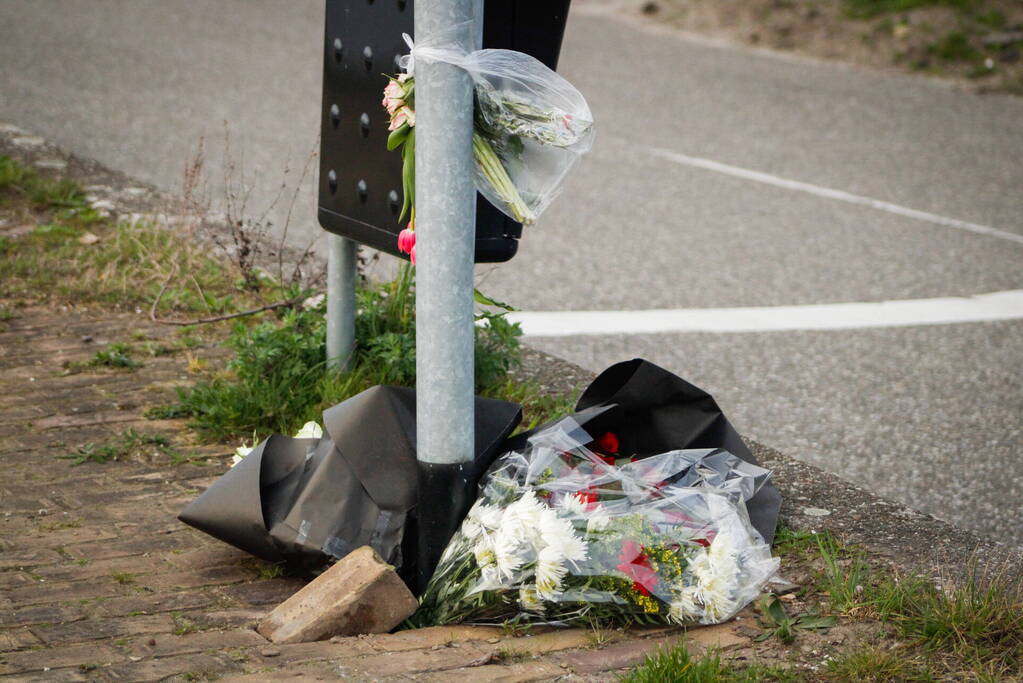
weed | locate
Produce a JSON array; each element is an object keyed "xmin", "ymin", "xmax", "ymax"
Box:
[
  {"xmin": 755, "ymin": 594, "xmax": 836, "ymax": 644},
  {"xmin": 61, "ymin": 428, "xmax": 180, "ymax": 465},
  {"xmin": 844, "ymin": 0, "xmax": 980, "ymax": 19},
  {"xmin": 826, "ymin": 645, "xmax": 935, "ymax": 681},
  {"xmin": 171, "ymin": 612, "xmax": 199, "ymax": 636},
  {"xmin": 815, "ymin": 532, "xmax": 873, "ymax": 612},
  {"xmin": 145, "ymin": 403, "xmax": 192, "ymax": 420},
  {"xmin": 772, "ymin": 525, "xmax": 824, "ymax": 561},
  {"xmin": 620, "ymin": 643, "xmax": 796, "ymax": 682},
  {"xmin": 173, "ymin": 268, "xmax": 532, "ymax": 442},
  {"xmin": 111, "ymin": 572, "xmax": 136, "ymax": 585},
  {"xmin": 257, "ymin": 563, "xmax": 286, "ymax": 580},
  {"xmin": 89, "ymin": 342, "xmax": 143, "ymax": 369},
  {"xmin": 929, "ymin": 31, "xmax": 981, "ymax": 62},
  {"xmin": 37, "ymin": 518, "xmax": 82, "ymax": 532},
  {"xmin": 0, "ymin": 156, "xmax": 86, "ymax": 211},
  {"xmin": 0, "ymin": 306, "xmax": 16, "ymax": 322}
]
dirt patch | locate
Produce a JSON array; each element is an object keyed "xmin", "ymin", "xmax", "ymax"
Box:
[{"xmin": 582, "ymin": 0, "xmax": 1023, "ymax": 94}]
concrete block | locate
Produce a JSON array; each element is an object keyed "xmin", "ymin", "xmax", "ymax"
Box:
[{"xmin": 257, "ymin": 546, "xmax": 418, "ymax": 643}]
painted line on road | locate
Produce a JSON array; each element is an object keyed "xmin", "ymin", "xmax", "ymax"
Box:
[
  {"xmin": 640, "ymin": 144, "xmax": 1023, "ymax": 246},
  {"xmin": 508, "ymin": 290, "xmax": 1023, "ymax": 337}
]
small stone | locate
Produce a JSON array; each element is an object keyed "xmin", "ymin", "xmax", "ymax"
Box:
[
  {"xmin": 802, "ymin": 507, "xmax": 831, "ymax": 517},
  {"xmin": 78, "ymin": 232, "xmax": 100, "ymax": 245},
  {"xmin": 128, "ymin": 656, "xmax": 142, "ymax": 662},
  {"xmin": 90, "ymin": 199, "xmax": 116, "ymax": 212},
  {"xmin": 257, "ymin": 545, "xmax": 418, "ymax": 643},
  {"xmin": 147, "ymin": 638, "xmax": 156, "ymax": 647},
  {"xmin": 260, "ymin": 647, "xmax": 281, "ymax": 657},
  {"xmin": 486, "ymin": 637, "xmax": 500, "ymax": 644}
]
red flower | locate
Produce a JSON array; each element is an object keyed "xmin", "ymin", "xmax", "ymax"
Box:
[
  {"xmin": 409, "ymin": 244, "xmax": 417, "ymax": 265},
  {"xmin": 573, "ymin": 490, "xmax": 599, "ymax": 510},
  {"xmin": 594, "ymin": 431, "xmax": 619, "ymax": 454},
  {"xmin": 397, "ymin": 226, "xmax": 416, "ymax": 255},
  {"xmin": 597, "ymin": 454, "xmax": 616, "ymax": 466},
  {"xmin": 616, "ymin": 541, "xmax": 660, "ymax": 596}
]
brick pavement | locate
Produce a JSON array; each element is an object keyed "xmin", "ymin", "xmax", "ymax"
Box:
[{"xmin": 0, "ymin": 306, "xmax": 755, "ymax": 682}]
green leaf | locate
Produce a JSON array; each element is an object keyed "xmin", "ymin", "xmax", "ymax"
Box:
[
  {"xmin": 762, "ymin": 594, "xmax": 789, "ymax": 626},
  {"xmin": 473, "ymin": 288, "xmax": 515, "ymax": 311},
  {"xmin": 387, "ymin": 123, "xmax": 410, "ymax": 151},
  {"xmin": 794, "ymin": 614, "xmax": 838, "ymax": 630}
]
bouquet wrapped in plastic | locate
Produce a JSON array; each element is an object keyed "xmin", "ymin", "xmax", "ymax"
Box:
[
  {"xmin": 384, "ymin": 31, "xmax": 594, "ymax": 260},
  {"xmin": 411, "ymin": 418, "xmax": 779, "ymax": 628}
]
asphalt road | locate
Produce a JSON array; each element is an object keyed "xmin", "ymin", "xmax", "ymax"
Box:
[{"xmin": 1, "ymin": 1, "xmax": 1021, "ymax": 544}]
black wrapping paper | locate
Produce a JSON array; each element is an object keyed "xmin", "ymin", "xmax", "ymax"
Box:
[
  {"xmin": 497, "ymin": 359, "xmax": 782, "ymax": 544},
  {"xmin": 178, "ymin": 386, "xmax": 522, "ymax": 576}
]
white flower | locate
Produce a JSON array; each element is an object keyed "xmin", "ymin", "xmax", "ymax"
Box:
[
  {"xmin": 686, "ymin": 535, "xmax": 742, "ymax": 623},
  {"xmin": 519, "ymin": 584, "xmax": 545, "ymax": 613},
  {"xmin": 559, "ymin": 492, "xmax": 588, "ymax": 517},
  {"xmin": 668, "ymin": 586, "xmax": 702, "ymax": 624},
  {"xmin": 473, "ymin": 536, "xmax": 497, "ymax": 571},
  {"xmin": 493, "ymin": 528, "xmax": 527, "ymax": 581},
  {"xmin": 534, "ymin": 545, "xmax": 569, "ymax": 601},
  {"xmin": 467, "ymin": 501, "xmax": 503, "ymax": 532},
  {"xmin": 538, "ymin": 508, "xmax": 587, "ymax": 569},
  {"xmin": 585, "ymin": 507, "xmax": 611, "ymax": 535},
  {"xmin": 293, "ymin": 421, "xmax": 323, "ymax": 439},
  {"xmin": 498, "ymin": 491, "xmax": 545, "ymax": 545},
  {"xmin": 231, "ymin": 444, "xmax": 253, "ymax": 467}
]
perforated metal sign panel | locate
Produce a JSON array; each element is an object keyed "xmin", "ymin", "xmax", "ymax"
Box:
[{"xmin": 318, "ymin": 0, "xmax": 571, "ymax": 263}]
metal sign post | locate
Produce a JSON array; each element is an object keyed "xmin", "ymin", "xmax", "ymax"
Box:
[
  {"xmin": 326, "ymin": 233, "xmax": 357, "ymax": 370},
  {"xmin": 414, "ymin": 0, "xmax": 481, "ymax": 590}
]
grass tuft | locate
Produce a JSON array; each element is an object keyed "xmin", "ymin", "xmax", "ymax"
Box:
[
  {"xmin": 620, "ymin": 643, "xmax": 796, "ymax": 682},
  {"xmin": 61, "ymin": 428, "xmax": 181, "ymax": 465}
]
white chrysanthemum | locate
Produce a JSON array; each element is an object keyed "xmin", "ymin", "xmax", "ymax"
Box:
[
  {"xmin": 559, "ymin": 492, "xmax": 588, "ymax": 517},
  {"xmin": 468, "ymin": 500, "xmax": 503, "ymax": 532},
  {"xmin": 519, "ymin": 584, "xmax": 545, "ymax": 613},
  {"xmin": 668, "ymin": 586, "xmax": 702, "ymax": 624},
  {"xmin": 498, "ymin": 491, "xmax": 545, "ymax": 545},
  {"xmin": 534, "ymin": 545, "xmax": 569, "ymax": 601},
  {"xmin": 293, "ymin": 421, "xmax": 323, "ymax": 439},
  {"xmin": 461, "ymin": 518, "xmax": 484, "ymax": 541},
  {"xmin": 687, "ymin": 537, "xmax": 742, "ymax": 623},
  {"xmin": 538, "ymin": 508, "xmax": 587, "ymax": 568},
  {"xmin": 585, "ymin": 507, "xmax": 611, "ymax": 535},
  {"xmin": 473, "ymin": 536, "xmax": 497, "ymax": 571},
  {"xmin": 493, "ymin": 529, "xmax": 526, "ymax": 580}
]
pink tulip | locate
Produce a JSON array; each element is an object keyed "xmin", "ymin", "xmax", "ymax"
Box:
[
  {"xmin": 397, "ymin": 226, "xmax": 416, "ymax": 255},
  {"xmin": 409, "ymin": 244, "xmax": 416, "ymax": 265}
]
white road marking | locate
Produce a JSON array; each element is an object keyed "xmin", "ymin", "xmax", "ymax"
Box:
[
  {"xmin": 508, "ymin": 290, "xmax": 1023, "ymax": 337},
  {"xmin": 639, "ymin": 144, "xmax": 1023, "ymax": 246}
]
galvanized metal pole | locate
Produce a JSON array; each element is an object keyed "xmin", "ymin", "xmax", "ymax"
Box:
[
  {"xmin": 414, "ymin": 0, "xmax": 481, "ymax": 590},
  {"xmin": 326, "ymin": 233, "xmax": 357, "ymax": 370}
]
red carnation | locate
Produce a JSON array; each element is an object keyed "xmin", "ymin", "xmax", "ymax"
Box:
[
  {"xmin": 616, "ymin": 541, "xmax": 660, "ymax": 596},
  {"xmin": 594, "ymin": 431, "xmax": 619, "ymax": 454}
]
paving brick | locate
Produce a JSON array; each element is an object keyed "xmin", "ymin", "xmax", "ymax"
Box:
[
  {"xmin": 339, "ymin": 643, "xmax": 493, "ymax": 678},
  {"xmin": 0, "ymin": 643, "xmax": 122, "ymax": 675},
  {"xmin": 256, "ymin": 638, "xmax": 377, "ymax": 666},
  {"xmin": 257, "ymin": 547, "xmax": 418, "ymax": 643},
  {"xmin": 33, "ymin": 555, "xmax": 167, "ymax": 582},
  {"xmin": 30, "ymin": 614, "xmax": 175, "ymax": 646},
  {"xmin": 17, "ymin": 524, "xmax": 118, "ymax": 549},
  {"xmin": 0, "ymin": 548, "xmax": 65, "ymax": 570},
  {"xmin": 62, "ymin": 533, "xmax": 187, "ymax": 561},
  {"xmin": 162, "ymin": 544, "xmax": 252, "ymax": 570},
  {"xmin": 100, "ymin": 652, "xmax": 239, "ymax": 682},
  {"xmin": 484, "ymin": 628, "xmax": 599, "ymax": 656},
  {"xmin": 0, "ymin": 627, "xmax": 42, "ymax": 652},
  {"xmin": 415, "ymin": 660, "xmax": 568, "ymax": 683},
  {"xmin": 0, "ymin": 572, "xmax": 34, "ymax": 590},
  {"xmin": 0, "ymin": 604, "xmax": 85, "ymax": 628},
  {"xmin": 127, "ymin": 628, "xmax": 266, "ymax": 659},
  {"xmin": 92, "ymin": 589, "xmax": 218, "ymax": 618},
  {"xmin": 362, "ymin": 625, "xmax": 505, "ymax": 653},
  {"xmin": 218, "ymin": 578, "xmax": 307, "ymax": 606},
  {"xmin": 141, "ymin": 565, "xmax": 257, "ymax": 591},
  {"xmin": 184, "ymin": 609, "xmax": 268, "ymax": 630},
  {"xmin": 5, "ymin": 578, "xmax": 127, "ymax": 607}
]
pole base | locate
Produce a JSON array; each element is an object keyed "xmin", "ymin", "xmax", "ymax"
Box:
[{"xmin": 415, "ymin": 460, "xmax": 474, "ymax": 594}]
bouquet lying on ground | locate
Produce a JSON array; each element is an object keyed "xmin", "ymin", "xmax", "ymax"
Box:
[
  {"xmin": 384, "ymin": 35, "xmax": 594, "ymax": 261},
  {"xmin": 410, "ymin": 419, "xmax": 779, "ymax": 628}
]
